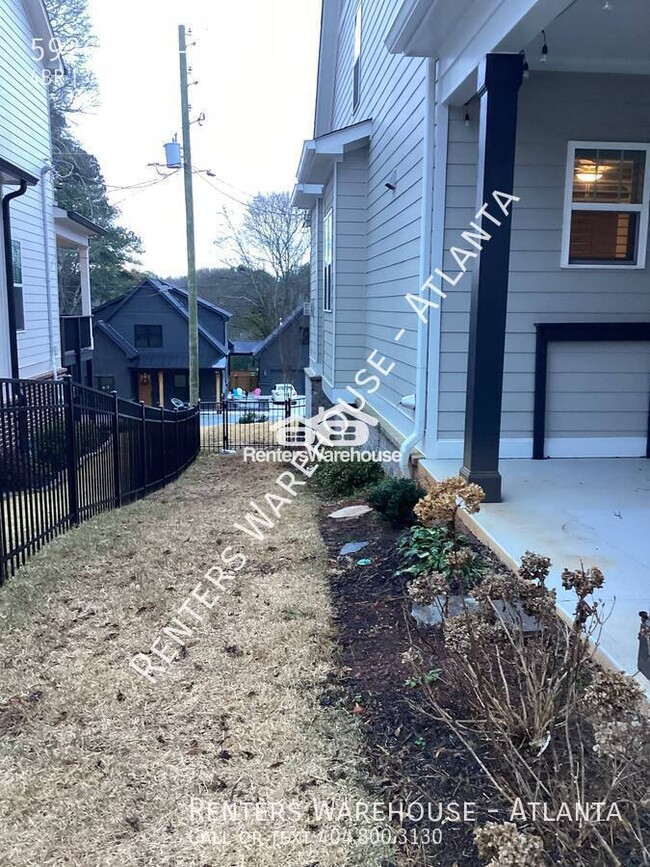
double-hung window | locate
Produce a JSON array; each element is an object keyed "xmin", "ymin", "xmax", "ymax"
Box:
[
  {"xmin": 562, "ymin": 142, "xmax": 650, "ymax": 268},
  {"xmin": 11, "ymin": 240, "xmax": 25, "ymax": 331},
  {"xmin": 353, "ymin": 3, "xmax": 362, "ymax": 112},
  {"xmin": 323, "ymin": 208, "xmax": 333, "ymax": 312}
]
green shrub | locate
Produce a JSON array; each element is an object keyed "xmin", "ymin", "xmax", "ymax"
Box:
[
  {"xmin": 239, "ymin": 412, "xmax": 268, "ymax": 424},
  {"xmin": 366, "ymin": 477, "xmax": 424, "ymax": 528},
  {"xmin": 36, "ymin": 421, "xmax": 110, "ymax": 472},
  {"xmin": 397, "ymin": 525, "xmax": 486, "ymax": 590},
  {"xmin": 314, "ymin": 451, "xmax": 384, "ymax": 498}
]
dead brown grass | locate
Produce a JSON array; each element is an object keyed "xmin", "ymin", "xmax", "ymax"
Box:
[{"xmin": 0, "ymin": 454, "xmax": 390, "ymax": 866}]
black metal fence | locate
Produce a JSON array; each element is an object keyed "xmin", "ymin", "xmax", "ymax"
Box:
[
  {"xmin": 0, "ymin": 376, "xmax": 200, "ymax": 582},
  {"xmin": 201, "ymin": 398, "xmax": 297, "ymax": 451}
]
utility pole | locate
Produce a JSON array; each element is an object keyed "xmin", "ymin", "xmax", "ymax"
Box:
[{"xmin": 178, "ymin": 24, "xmax": 199, "ymax": 406}]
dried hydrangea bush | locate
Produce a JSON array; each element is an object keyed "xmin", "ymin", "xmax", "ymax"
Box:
[{"xmin": 402, "ymin": 551, "xmax": 650, "ymax": 865}]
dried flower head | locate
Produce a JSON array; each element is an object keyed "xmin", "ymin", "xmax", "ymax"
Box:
[
  {"xmin": 561, "ymin": 565, "xmax": 605, "ymax": 597},
  {"xmin": 401, "ymin": 646, "xmax": 423, "ymax": 666},
  {"xmin": 472, "ymin": 574, "xmax": 557, "ymax": 627},
  {"xmin": 443, "ymin": 611, "xmax": 502, "ymax": 656},
  {"xmin": 407, "ymin": 571, "xmax": 450, "ymax": 606},
  {"xmin": 592, "ymin": 719, "xmax": 642, "ymax": 760},
  {"xmin": 474, "ymin": 822, "xmax": 545, "ymax": 867},
  {"xmin": 583, "ymin": 669, "xmax": 644, "ymax": 717},
  {"xmin": 519, "ymin": 551, "xmax": 551, "ymax": 584},
  {"xmin": 413, "ymin": 477, "xmax": 484, "ymax": 528},
  {"xmin": 447, "ymin": 547, "xmax": 475, "ymax": 570}
]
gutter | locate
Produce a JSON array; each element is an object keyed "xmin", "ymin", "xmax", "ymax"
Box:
[
  {"xmin": 399, "ymin": 58, "xmax": 437, "ymax": 475},
  {"xmin": 40, "ymin": 164, "xmax": 59, "ymax": 379},
  {"xmin": 2, "ymin": 181, "xmax": 29, "ymax": 379}
]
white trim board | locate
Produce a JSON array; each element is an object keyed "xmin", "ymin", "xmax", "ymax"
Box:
[{"xmin": 432, "ymin": 436, "xmax": 648, "ymax": 460}]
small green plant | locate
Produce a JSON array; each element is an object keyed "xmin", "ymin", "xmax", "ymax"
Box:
[
  {"xmin": 414, "ymin": 734, "xmax": 426, "ymax": 749},
  {"xmin": 404, "ymin": 669, "xmax": 442, "ymax": 689},
  {"xmin": 239, "ymin": 412, "xmax": 268, "ymax": 424},
  {"xmin": 366, "ymin": 477, "xmax": 424, "ymax": 528},
  {"xmin": 397, "ymin": 525, "xmax": 486, "ymax": 590},
  {"xmin": 314, "ymin": 452, "xmax": 384, "ymax": 499}
]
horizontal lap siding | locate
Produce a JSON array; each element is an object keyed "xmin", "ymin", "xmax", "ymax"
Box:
[
  {"xmin": 438, "ymin": 72, "xmax": 650, "ymax": 444},
  {"xmin": 546, "ymin": 342, "xmax": 650, "ymax": 438},
  {"xmin": 327, "ymin": 0, "xmax": 424, "ymax": 426},
  {"xmin": 0, "ymin": 0, "xmax": 59, "ymax": 379}
]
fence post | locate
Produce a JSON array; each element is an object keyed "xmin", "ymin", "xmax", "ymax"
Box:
[
  {"xmin": 160, "ymin": 405, "xmax": 167, "ymax": 486},
  {"xmin": 222, "ymin": 399, "xmax": 228, "ymax": 451},
  {"xmin": 63, "ymin": 375, "xmax": 79, "ymax": 526},
  {"xmin": 111, "ymin": 390, "xmax": 122, "ymax": 507},
  {"xmin": 140, "ymin": 401, "xmax": 147, "ymax": 496},
  {"xmin": 174, "ymin": 408, "xmax": 179, "ymax": 475}
]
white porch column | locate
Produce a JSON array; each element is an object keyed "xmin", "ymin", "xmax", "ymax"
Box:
[{"xmin": 79, "ymin": 245, "xmax": 91, "ymax": 316}]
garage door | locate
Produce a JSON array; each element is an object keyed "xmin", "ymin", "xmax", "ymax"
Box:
[{"xmin": 545, "ymin": 341, "xmax": 650, "ymax": 457}]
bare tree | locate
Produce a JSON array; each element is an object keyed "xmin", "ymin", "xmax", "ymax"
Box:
[{"xmin": 219, "ymin": 192, "xmax": 309, "ymax": 339}]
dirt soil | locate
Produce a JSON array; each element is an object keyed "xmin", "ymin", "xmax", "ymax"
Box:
[
  {"xmin": 0, "ymin": 454, "xmax": 397, "ymax": 867},
  {"xmin": 318, "ymin": 502, "xmax": 510, "ymax": 867}
]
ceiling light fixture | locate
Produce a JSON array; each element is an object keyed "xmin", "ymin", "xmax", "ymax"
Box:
[{"xmin": 603, "ymin": 0, "xmax": 613, "ymax": 10}]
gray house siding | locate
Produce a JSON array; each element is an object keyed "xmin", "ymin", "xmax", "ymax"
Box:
[
  {"xmin": 257, "ymin": 313, "xmax": 310, "ymax": 394},
  {"xmin": 435, "ymin": 72, "xmax": 650, "ymax": 456},
  {"xmin": 313, "ymin": 0, "xmax": 426, "ymax": 431},
  {"xmin": 92, "ymin": 329, "xmax": 133, "ymax": 397}
]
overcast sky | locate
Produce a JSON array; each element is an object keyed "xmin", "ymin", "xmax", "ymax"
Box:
[{"xmin": 72, "ymin": 0, "xmax": 321, "ymax": 277}]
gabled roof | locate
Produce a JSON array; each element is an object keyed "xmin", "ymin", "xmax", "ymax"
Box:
[
  {"xmin": 231, "ymin": 339, "xmax": 261, "ymax": 355},
  {"xmin": 165, "ymin": 283, "xmax": 232, "ymax": 320},
  {"xmin": 254, "ymin": 305, "xmax": 306, "ymax": 356},
  {"xmin": 94, "ymin": 320, "xmax": 139, "ymax": 360},
  {"xmin": 93, "ymin": 278, "xmax": 231, "ymax": 357}
]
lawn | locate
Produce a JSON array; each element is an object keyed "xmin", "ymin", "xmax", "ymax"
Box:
[{"xmin": 0, "ymin": 454, "xmax": 390, "ymax": 866}]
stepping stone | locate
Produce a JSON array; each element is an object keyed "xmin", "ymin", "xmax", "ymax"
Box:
[
  {"xmin": 411, "ymin": 595, "xmax": 477, "ymax": 626},
  {"xmin": 328, "ymin": 505, "xmax": 373, "ymax": 519},
  {"xmin": 339, "ymin": 541, "xmax": 370, "ymax": 557}
]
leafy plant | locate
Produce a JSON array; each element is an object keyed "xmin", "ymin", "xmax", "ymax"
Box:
[
  {"xmin": 397, "ymin": 525, "xmax": 486, "ymax": 590},
  {"xmin": 366, "ymin": 477, "xmax": 424, "ymax": 528},
  {"xmin": 314, "ymin": 452, "xmax": 384, "ymax": 499}
]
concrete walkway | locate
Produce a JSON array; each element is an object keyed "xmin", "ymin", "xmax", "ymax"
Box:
[{"xmin": 422, "ymin": 457, "xmax": 650, "ymax": 694}]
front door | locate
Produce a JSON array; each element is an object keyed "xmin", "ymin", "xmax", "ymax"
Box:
[{"xmin": 138, "ymin": 372, "xmax": 153, "ymax": 405}]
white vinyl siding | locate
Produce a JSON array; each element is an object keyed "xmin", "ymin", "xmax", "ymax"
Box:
[
  {"xmin": 435, "ymin": 72, "xmax": 650, "ymax": 453},
  {"xmin": 0, "ymin": 0, "xmax": 59, "ymax": 379}
]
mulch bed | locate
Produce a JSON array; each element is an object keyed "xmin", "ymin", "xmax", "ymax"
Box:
[{"xmin": 318, "ymin": 502, "xmax": 510, "ymax": 867}]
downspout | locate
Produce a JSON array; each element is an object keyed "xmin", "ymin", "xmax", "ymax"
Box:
[
  {"xmin": 40, "ymin": 164, "xmax": 59, "ymax": 380},
  {"xmin": 399, "ymin": 58, "xmax": 436, "ymax": 475},
  {"xmin": 2, "ymin": 180, "xmax": 29, "ymax": 379}
]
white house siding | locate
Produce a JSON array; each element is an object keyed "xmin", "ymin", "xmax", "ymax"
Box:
[
  {"xmin": 323, "ymin": 0, "xmax": 426, "ymax": 430},
  {"xmin": 0, "ymin": 0, "xmax": 59, "ymax": 380},
  {"xmin": 435, "ymin": 72, "xmax": 650, "ymax": 457}
]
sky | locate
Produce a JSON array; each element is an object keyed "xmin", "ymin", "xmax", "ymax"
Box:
[{"xmin": 71, "ymin": 0, "xmax": 321, "ymax": 277}]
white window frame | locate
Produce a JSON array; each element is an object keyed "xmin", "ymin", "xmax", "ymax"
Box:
[
  {"xmin": 353, "ymin": 2, "xmax": 362, "ymax": 113},
  {"xmin": 11, "ymin": 239, "xmax": 25, "ymax": 332},
  {"xmin": 561, "ymin": 141, "xmax": 650, "ymax": 270},
  {"xmin": 323, "ymin": 207, "xmax": 333, "ymax": 312}
]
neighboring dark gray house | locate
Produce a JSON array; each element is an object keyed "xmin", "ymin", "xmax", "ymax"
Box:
[
  {"xmin": 230, "ymin": 306, "xmax": 310, "ymax": 394},
  {"xmin": 92, "ymin": 278, "xmax": 231, "ymax": 405}
]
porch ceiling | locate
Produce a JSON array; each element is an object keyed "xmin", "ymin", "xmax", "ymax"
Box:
[
  {"xmin": 388, "ymin": 0, "xmax": 650, "ymax": 104},
  {"xmin": 522, "ymin": 0, "xmax": 650, "ymax": 75}
]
